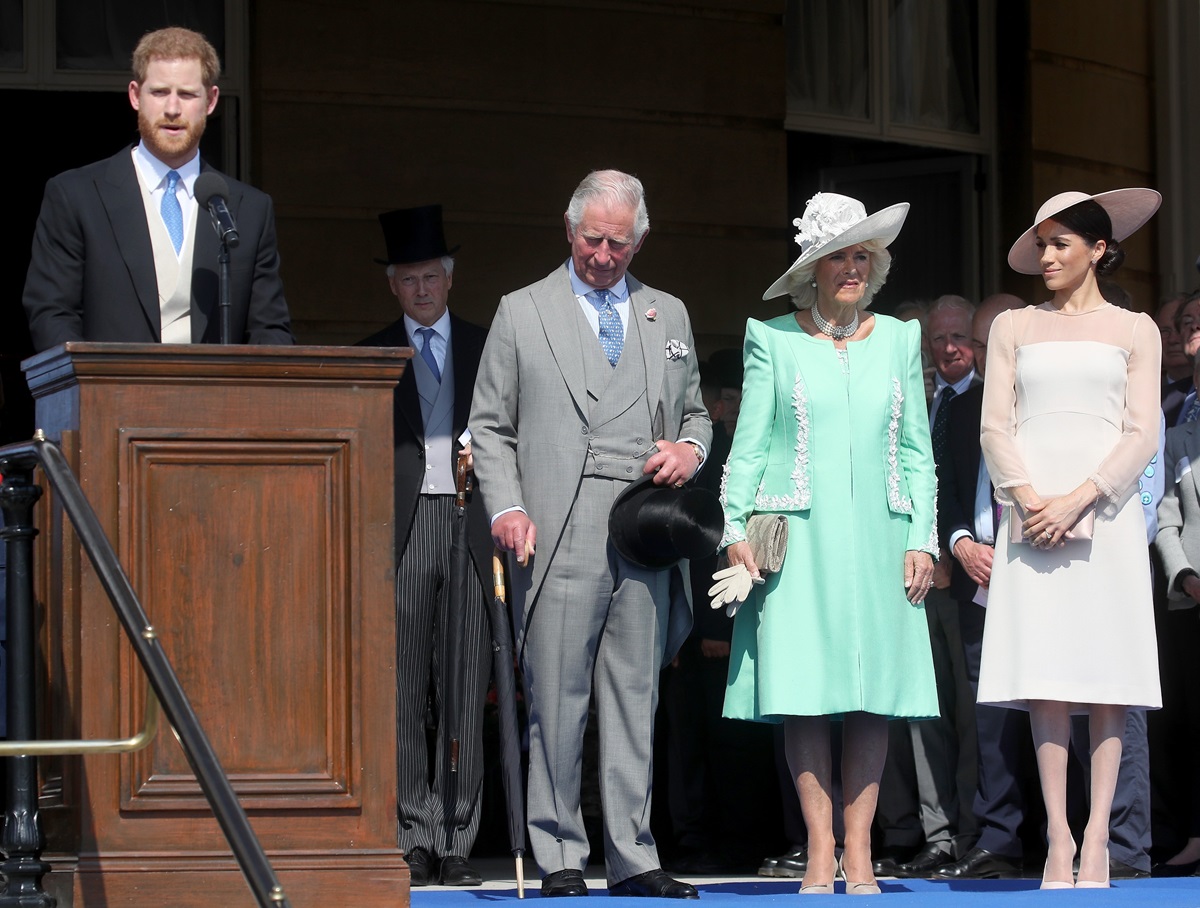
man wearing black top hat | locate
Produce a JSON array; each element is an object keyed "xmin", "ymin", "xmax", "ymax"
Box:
[{"xmin": 358, "ymin": 205, "xmax": 492, "ymax": 887}]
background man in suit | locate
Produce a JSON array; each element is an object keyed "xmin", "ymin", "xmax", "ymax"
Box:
[
  {"xmin": 932, "ymin": 293, "xmax": 1030, "ymax": 881},
  {"xmin": 22, "ymin": 26, "xmax": 292, "ymax": 351},
  {"xmin": 892, "ymin": 294, "xmax": 981, "ymax": 876},
  {"xmin": 470, "ymin": 170, "xmax": 711, "ymax": 899},
  {"xmin": 358, "ymin": 206, "xmax": 491, "ymax": 887}
]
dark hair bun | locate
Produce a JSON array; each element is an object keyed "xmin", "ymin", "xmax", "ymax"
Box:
[{"xmin": 1096, "ymin": 240, "xmax": 1125, "ymax": 277}]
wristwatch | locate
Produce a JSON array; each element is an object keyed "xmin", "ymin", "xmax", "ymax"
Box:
[{"xmin": 687, "ymin": 442, "xmax": 705, "ymax": 467}]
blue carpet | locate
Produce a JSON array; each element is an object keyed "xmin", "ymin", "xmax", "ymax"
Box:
[{"xmin": 414, "ymin": 878, "xmax": 1200, "ymax": 905}]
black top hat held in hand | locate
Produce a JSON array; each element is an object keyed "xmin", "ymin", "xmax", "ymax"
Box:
[{"xmin": 609, "ymin": 472, "xmax": 724, "ymax": 569}]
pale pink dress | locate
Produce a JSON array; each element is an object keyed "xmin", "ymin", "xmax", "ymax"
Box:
[{"xmin": 978, "ymin": 302, "xmax": 1162, "ymax": 711}]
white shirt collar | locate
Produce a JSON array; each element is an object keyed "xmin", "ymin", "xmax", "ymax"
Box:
[
  {"xmin": 403, "ymin": 309, "xmax": 452, "ymax": 342},
  {"xmin": 935, "ymin": 368, "xmax": 976, "ymax": 399},
  {"xmin": 566, "ymin": 259, "xmax": 630, "ymax": 302},
  {"xmin": 132, "ymin": 143, "xmax": 202, "ymax": 197}
]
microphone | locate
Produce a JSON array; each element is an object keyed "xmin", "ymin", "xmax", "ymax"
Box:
[{"xmin": 195, "ymin": 172, "xmax": 240, "ymax": 249}]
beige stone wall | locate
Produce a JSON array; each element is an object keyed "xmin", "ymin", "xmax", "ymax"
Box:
[
  {"xmin": 1016, "ymin": 2, "xmax": 1158, "ymax": 309},
  {"xmin": 251, "ymin": 0, "xmax": 788, "ymax": 354}
]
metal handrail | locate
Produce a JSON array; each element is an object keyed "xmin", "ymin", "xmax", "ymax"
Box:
[
  {"xmin": 0, "ymin": 688, "xmax": 159, "ymax": 756},
  {"xmin": 0, "ymin": 436, "xmax": 290, "ymax": 908}
]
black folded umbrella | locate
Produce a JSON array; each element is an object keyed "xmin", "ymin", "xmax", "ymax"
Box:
[
  {"xmin": 443, "ymin": 451, "xmax": 526, "ymax": 894},
  {"xmin": 490, "ymin": 551, "xmax": 527, "ymax": 897},
  {"xmin": 442, "ymin": 456, "xmax": 472, "ymax": 851}
]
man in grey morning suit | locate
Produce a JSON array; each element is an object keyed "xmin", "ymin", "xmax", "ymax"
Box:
[
  {"xmin": 358, "ymin": 206, "xmax": 491, "ymax": 887},
  {"xmin": 469, "ymin": 171, "xmax": 711, "ymax": 899},
  {"xmin": 22, "ymin": 27, "xmax": 291, "ymax": 350}
]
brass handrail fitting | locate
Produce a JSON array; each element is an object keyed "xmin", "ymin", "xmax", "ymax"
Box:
[{"xmin": 0, "ymin": 683, "xmax": 160, "ymax": 756}]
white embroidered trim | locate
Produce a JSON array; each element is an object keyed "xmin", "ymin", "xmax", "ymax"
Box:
[
  {"xmin": 753, "ymin": 371, "xmax": 811, "ymax": 511},
  {"xmin": 886, "ymin": 377, "xmax": 913, "ymax": 514},
  {"xmin": 718, "ymin": 460, "xmax": 745, "ymax": 549},
  {"xmin": 922, "ymin": 474, "xmax": 940, "ymax": 557}
]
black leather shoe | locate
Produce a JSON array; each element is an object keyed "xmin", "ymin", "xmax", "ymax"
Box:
[
  {"xmin": 438, "ymin": 855, "xmax": 482, "ymax": 886},
  {"xmin": 1151, "ymin": 858, "xmax": 1200, "ymax": 878},
  {"xmin": 894, "ymin": 844, "xmax": 954, "ymax": 878},
  {"xmin": 873, "ymin": 847, "xmax": 916, "ymax": 877},
  {"xmin": 933, "ymin": 847, "xmax": 1023, "ymax": 880},
  {"xmin": 759, "ymin": 845, "xmax": 808, "ymax": 878},
  {"xmin": 608, "ymin": 869, "xmax": 699, "ymax": 899},
  {"xmin": 406, "ymin": 846, "xmax": 434, "ymax": 887},
  {"xmin": 541, "ymin": 869, "xmax": 589, "ymax": 897}
]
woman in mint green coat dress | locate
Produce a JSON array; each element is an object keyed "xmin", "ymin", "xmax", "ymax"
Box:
[{"xmin": 715, "ymin": 193, "xmax": 939, "ymax": 895}]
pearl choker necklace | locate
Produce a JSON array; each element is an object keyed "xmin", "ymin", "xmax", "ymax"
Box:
[{"xmin": 811, "ymin": 305, "xmax": 859, "ymax": 340}]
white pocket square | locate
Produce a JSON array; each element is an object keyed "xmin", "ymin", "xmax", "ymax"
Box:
[{"xmin": 666, "ymin": 339, "xmax": 689, "ymax": 361}]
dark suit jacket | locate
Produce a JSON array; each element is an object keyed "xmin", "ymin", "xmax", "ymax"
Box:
[
  {"xmin": 23, "ymin": 146, "xmax": 293, "ymax": 351},
  {"xmin": 358, "ymin": 313, "xmax": 492, "ymax": 586},
  {"xmin": 937, "ymin": 383, "xmax": 988, "ymax": 604}
]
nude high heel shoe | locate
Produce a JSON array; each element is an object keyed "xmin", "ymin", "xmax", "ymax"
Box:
[
  {"xmin": 798, "ymin": 855, "xmax": 837, "ymax": 895},
  {"xmin": 839, "ymin": 855, "xmax": 882, "ymax": 896},
  {"xmin": 1040, "ymin": 838, "xmax": 1076, "ymax": 890},
  {"xmin": 1076, "ymin": 848, "xmax": 1110, "ymax": 889}
]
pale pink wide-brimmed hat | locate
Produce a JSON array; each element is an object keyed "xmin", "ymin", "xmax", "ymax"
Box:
[{"xmin": 1007, "ymin": 188, "xmax": 1162, "ymax": 275}]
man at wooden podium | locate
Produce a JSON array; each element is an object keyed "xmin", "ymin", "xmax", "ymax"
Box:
[
  {"xmin": 21, "ymin": 26, "xmax": 293, "ymax": 351},
  {"xmin": 358, "ymin": 205, "xmax": 492, "ymax": 887}
]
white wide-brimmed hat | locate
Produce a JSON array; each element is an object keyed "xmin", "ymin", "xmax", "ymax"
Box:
[
  {"xmin": 1007, "ymin": 188, "xmax": 1162, "ymax": 275},
  {"xmin": 762, "ymin": 193, "xmax": 910, "ymax": 300}
]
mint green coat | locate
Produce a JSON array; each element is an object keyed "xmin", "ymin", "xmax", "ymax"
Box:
[{"xmin": 720, "ymin": 313, "xmax": 939, "ymax": 721}]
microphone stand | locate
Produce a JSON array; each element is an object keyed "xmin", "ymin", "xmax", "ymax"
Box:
[{"xmin": 218, "ymin": 237, "xmax": 232, "ymax": 345}]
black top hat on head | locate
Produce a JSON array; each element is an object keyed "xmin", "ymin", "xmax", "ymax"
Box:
[
  {"xmin": 375, "ymin": 204, "xmax": 461, "ymax": 265},
  {"xmin": 608, "ymin": 472, "xmax": 724, "ymax": 569}
]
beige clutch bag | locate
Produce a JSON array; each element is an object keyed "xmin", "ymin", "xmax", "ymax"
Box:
[
  {"xmin": 1008, "ymin": 500, "xmax": 1095, "ymax": 544},
  {"xmin": 746, "ymin": 514, "xmax": 788, "ymax": 574}
]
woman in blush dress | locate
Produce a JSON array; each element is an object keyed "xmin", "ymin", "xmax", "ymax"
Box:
[
  {"xmin": 978, "ymin": 189, "xmax": 1163, "ymax": 889},
  {"xmin": 711, "ymin": 193, "xmax": 939, "ymax": 896}
]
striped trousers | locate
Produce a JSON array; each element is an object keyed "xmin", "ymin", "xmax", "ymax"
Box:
[{"xmin": 396, "ymin": 494, "xmax": 491, "ymax": 856}]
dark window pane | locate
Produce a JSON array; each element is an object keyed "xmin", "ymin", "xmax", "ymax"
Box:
[
  {"xmin": 0, "ymin": 0, "xmax": 23, "ymax": 70},
  {"xmin": 889, "ymin": 0, "xmax": 980, "ymax": 134},
  {"xmin": 786, "ymin": 0, "xmax": 872, "ymax": 121},
  {"xmin": 55, "ymin": 1, "xmax": 224, "ymax": 73}
]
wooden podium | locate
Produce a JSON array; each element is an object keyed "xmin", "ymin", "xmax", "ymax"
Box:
[{"xmin": 22, "ymin": 343, "xmax": 410, "ymax": 907}]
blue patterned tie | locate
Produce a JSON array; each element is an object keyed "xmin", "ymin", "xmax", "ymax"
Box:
[
  {"xmin": 161, "ymin": 170, "xmax": 184, "ymax": 254},
  {"xmin": 588, "ymin": 289, "xmax": 623, "ymax": 367},
  {"xmin": 1186, "ymin": 393, "xmax": 1200, "ymax": 423},
  {"xmin": 417, "ymin": 327, "xmax": 441, "ymax": 382}
]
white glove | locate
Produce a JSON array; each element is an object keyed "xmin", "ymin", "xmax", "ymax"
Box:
[{"xmin": 708, "ymin": 564, "xmax": 764, "ymax": 617}]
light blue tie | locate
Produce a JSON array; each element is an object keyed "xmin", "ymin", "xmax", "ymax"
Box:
[
  {"xmin": 1186, "ymin": 392, "xmax": 1200, "ymax": 424},
  {"xmin": 417, "ymin": 327, "xmax": 441, "ymax": 382},
  {"xmin": 161, "ymin": 170, "xmax": 184, "ymax": 254},
  {"xmin": 588, "ymin": 289, "xmax": 623, "ymax": 367}
]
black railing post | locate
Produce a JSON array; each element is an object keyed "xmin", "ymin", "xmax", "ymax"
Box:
[{"xmin": 0, "ymin": 465, "xmax": 55, "ymax": 906}]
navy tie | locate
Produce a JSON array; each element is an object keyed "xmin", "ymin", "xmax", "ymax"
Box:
[
  {"xmin": 931, "ymin": 385, "xmax": 957, "ymax": 465},
  {"xmin": 417, "ymin": 327, "xmax": 441, "ymax": 382},
  {"xmin": 162, "ymin": 170, "xmax": 184, "ymax": 254},
  {"xmin": 588, "ymin": 289, "xmax": 623, "ymax": 367}
]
